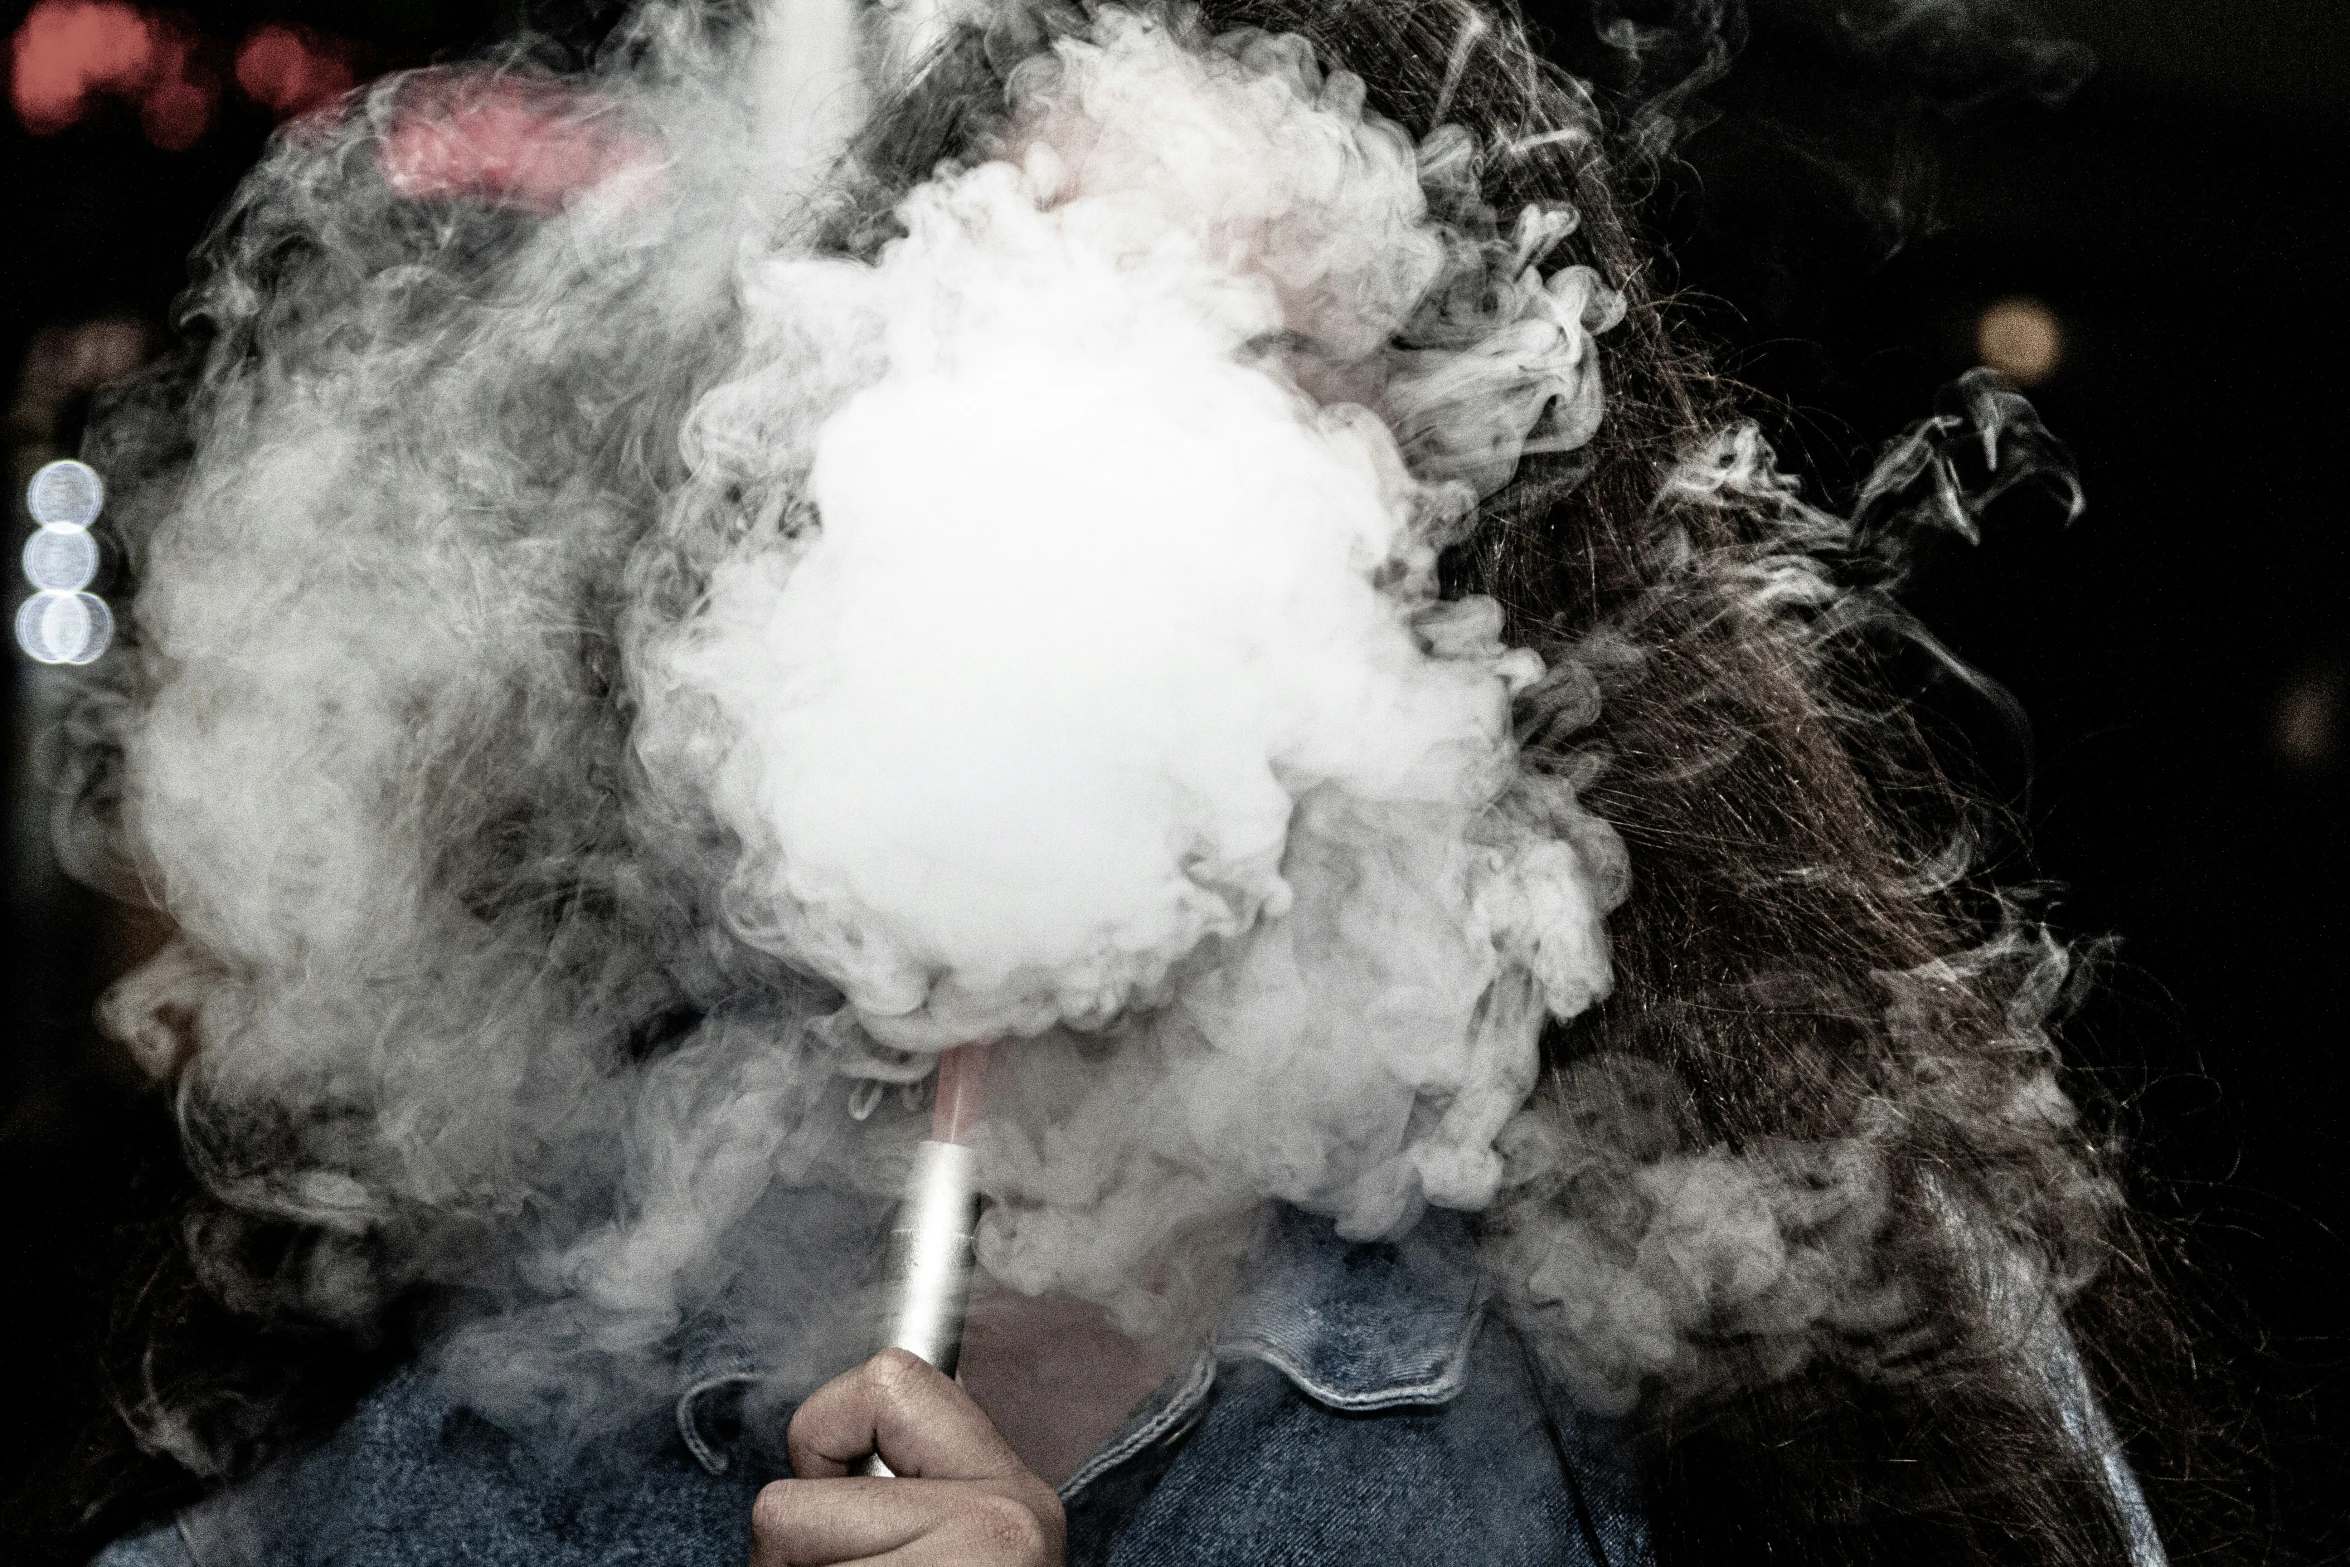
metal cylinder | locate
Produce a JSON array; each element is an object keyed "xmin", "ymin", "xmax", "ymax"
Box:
[
  {"xmin": 875, "ymin": 1137, "xmax": 982, "ymax": 1373},
  {"xmin": 859, "ymin": 1136, "xmax": 981, "ymax": 1477}
]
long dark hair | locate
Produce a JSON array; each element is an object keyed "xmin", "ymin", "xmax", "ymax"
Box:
[{"xmin": 1207, "ymin": 2, "xmax": 2217, "ymax": 1562}]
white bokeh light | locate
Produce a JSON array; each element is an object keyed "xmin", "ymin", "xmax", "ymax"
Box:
[
  {"xmin": 22, "ymin": 525, "xmax": 99, "ymax": 592},
  {"xmin": 15, "ymin": 589, "xmax": 114, "ymax": 665},
  {"xmin": 19, "ymin": 458, "xmax": 112, "ymax": 664},
  {"xmin": 26, "ymin": 459, "xmax": 105, "ymax": 529}
]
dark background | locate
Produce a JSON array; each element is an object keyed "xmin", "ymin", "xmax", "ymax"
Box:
[{"xmin": 2, "ymin": 0, "xmax": 2343, "ymax": 1560}]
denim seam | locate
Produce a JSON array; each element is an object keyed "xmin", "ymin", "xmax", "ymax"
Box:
[
  {"xmin": 1215, "ymin": 1281, "xmax": 1489, "ymax": 1414},
  {"xmin": 1058, "ymin": 1347, "xmax": 1219, "ymax": 1505},
  {"xmin": 675, "ymin": 1370, "xmax": 765, "ymax": 1477},
  {"xmin": 1222, "ymin": 1340, "xmax": 1464, "ymax": 1412}
]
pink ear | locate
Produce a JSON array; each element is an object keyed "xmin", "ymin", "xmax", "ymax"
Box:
[{"xmin": 379, "ymin": 74, "xmax": 652, "ymax": 214}]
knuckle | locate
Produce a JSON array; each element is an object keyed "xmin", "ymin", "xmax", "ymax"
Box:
[
  {"xmin": 962, "ymin": 1491, "xmax": 1052, "ymax": 1562},
  {"xmin": 863, "ymin": 1347, "xmax": 945, "ymax": 1416},
  {"xmin": 748, "ymin": 1480, "xmax": 799, "ymax": 1541},
  {"xmin": 866, "ymin": 1346, "xmax": 931, "ymax": 1390}
]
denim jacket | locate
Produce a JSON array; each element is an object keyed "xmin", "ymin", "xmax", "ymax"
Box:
[
  {"xmin": 93, "ymin": 1206, "xmax": 1647, "ymax": 1567},
  {"xmin": 91, "ymin": 1203, "xmax": 2156, "ymax": 1567}
]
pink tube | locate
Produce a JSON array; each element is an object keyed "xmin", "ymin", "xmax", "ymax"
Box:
[{"xmin": 930, "ymin": 1039, "xmax": 991, "ymax": 1145}]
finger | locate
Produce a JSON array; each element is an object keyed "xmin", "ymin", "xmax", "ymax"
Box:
[
  {"xmin": 750, "ymin": 1482, "xmax": 1058, "ymax": 1567},
  {"xmin": 787, "ymin": 1350, "xmax": 1027, "ymax": 1481},
  {"xmin": 884, "ymin": 1491, "xmax": 1058, "ymax": 1567},
  {"xmin": 747, "ymin": 1477, "xmax": 964, "ymax": 1566}
]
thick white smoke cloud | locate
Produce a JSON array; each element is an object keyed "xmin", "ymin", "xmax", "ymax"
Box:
[
  {"xmin": 636, "ymin": 11, "xmax": 1627, "ymax": 1320},
  {"xmin": 652, "ymin": 15, "xmax": 1612, "ymax": 1046}
]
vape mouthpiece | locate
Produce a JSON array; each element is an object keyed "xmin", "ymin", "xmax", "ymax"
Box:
[{"xmin": 861, "ymin": 1040, "xmax": 990, "ymax": 1476}]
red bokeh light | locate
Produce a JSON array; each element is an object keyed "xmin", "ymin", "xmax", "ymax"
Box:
[
  {"xmin": 234, "ymin": 22, "xmax": 352, "ymax": 121},
  {"xmin": 380, "ymin": 75, "xmax": 649, "ymax": 215},
  {"xmin": 12, "ymin": 0, "xmax": 154, "ymax": 132},
  {"xmin": 11, "ymin": 0, "xmax": 218, "ymax": 148},
  {"xmin": 138, "ymin": 24, "xmax": 215, "ymax": 151}
]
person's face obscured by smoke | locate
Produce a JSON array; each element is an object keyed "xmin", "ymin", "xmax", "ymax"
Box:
[{"xmin": 81, "ymin": 0, "xmax": 1630, "ymax": 1455}]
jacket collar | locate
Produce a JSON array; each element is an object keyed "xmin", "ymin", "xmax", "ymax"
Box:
[
  {"xmin": 676, "ymin": 1201, "xmax": 1490, "ymax": 1487},
  {"xmin": 1055, "ymin": 1202, "xmax": 1487, "ymax": 1503},
  {"xmin": 1213, "ymin": 1201, "xmax": 1487, "ymax": 1412}
]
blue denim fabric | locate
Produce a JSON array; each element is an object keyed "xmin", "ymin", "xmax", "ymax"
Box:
[
  {"xmin": 92, "ymin": 1205, "xmax": 1646, "ymax": 1567},
  {"xmin": 88, "ymin": 1202, "xmax": 2155, "ymax": 1567},
  {"xmin": 1065, "ymin": 1206, "xmax": 1648, "ymax": 1567},
  {"xmin": 86, "ymin": 1526, "xmax": 190, "ymax": 1567},
  {"xmin": 97, "ymin": 1368, "xmax": 766, "ymax": 1567}
]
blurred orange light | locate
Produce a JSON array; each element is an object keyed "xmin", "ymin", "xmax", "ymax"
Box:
[
  {"xmin": 235, "ymin": 23, "xmax": 353, "ymax": 121},
  {"xmin": 2276, "ymin": 666, "xmax": 2344, "ymax": 769},
  {"xmin": 1975, "ymin": 297, "xmax": 2065, "ymax": 386}
]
